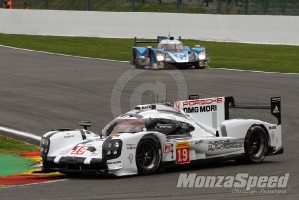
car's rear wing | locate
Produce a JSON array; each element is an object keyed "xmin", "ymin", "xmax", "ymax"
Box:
[
  {"xmin": 134, "ymin": 36, "xmax": 181, "ymax": 46},
  {"xmin": 174, "ymin": 96, "xmax": 281, "ymax": 128},
  {"xmin": 224, "ymin": 96, "xmax": 281, "ymax": 125}
]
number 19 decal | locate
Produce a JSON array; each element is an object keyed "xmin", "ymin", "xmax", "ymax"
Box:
[
  {"xmin": 175, "ymin": 142, "xmax": 190, "ymax": 164},
  {"xmin": 71, "ymin": 146, "xmax": 89, "ymax": 155}
]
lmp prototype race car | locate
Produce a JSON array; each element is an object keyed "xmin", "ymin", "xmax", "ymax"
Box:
[
  {"xmin": 130, "ymin": 36, "xmax": 209, "ymax": 69},
  {"xmin": 38, "ymin": 96, "xmax": 283, "ymax": 176}
]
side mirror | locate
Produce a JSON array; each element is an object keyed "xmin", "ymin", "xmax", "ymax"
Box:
[{"xmin": 179, "ymin": 122, "xmax": 195, "ymax": 132}]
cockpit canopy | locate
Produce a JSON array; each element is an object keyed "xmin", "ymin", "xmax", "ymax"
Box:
[
  {"xmin": 100, "ymin": 117, "xmax": 195, "ymax": 137},
  {"xmin": 157, "ymin": 40, "xmax": 184, "ymax": 52}
]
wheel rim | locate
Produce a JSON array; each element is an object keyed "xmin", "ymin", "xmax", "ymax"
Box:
[
  {"xmin": 249, "ymin": 132, "xmax": 265, "ymax": 158},
  {"xmin": 137, "ymin": 142, "xmax": 157, "ymax": 169}
]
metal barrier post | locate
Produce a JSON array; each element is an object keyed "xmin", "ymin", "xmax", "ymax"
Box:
[
  {"xmin": 131, "ymin": 0, "xmax": 135, "ymax": 12},
  {"xmin": 44, "ymin": 0, "xmax": 48, "ymax": 10},
  {"xmin": 263, "ymin": 0, "xmax": 268, "ymax": 15},
  {"xmin": 243, "ymin": 0, "xmax": 248, "ymax": 15},
  {"xmin": 87, "ymin": 0, "xmax": 91, "ymax": 11},
  {"xmin": 176, "ymin": 0, "xmax": 180, "ymax": 13},
  {"xmin": 217, "ymin": 0, "xmax": 221, "ymax": 14},
  {"xmin": 282, "ymin": 0, "xmax": 286, "ymax": 15}
]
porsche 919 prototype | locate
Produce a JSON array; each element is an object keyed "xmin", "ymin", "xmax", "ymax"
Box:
[
  {"xmin": 38, "ymin": 96, "xmax": 283, "ymax": 176},
  {"xmin": 130, "ymin": 36, "xmax": 209, "ymax": 69}
]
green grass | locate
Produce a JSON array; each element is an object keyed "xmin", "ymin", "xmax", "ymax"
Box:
[
  {"xmin": 1, "ymin": 33, "xmax": 299, "ymax": 73},
  {"xmin": 0, "ymin": 135, "xmax": 39, "ymax": 154}
]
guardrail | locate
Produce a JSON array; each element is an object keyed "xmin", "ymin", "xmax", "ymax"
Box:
[{"xmin": 1, "ymin": 10, "xmax": 299, "ymax": 46}]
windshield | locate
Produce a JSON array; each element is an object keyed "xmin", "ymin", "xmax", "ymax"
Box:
[
  {"xmin": 101, "ymin": 119, "xmax": 146, "ymax": 136},
  {"xmin": 100, "ymin": 117, "xmax": 193, "ymax": 137},
  {"xmin": 158, "ymin": 42, "xmax": 184, "ymax": 52}
]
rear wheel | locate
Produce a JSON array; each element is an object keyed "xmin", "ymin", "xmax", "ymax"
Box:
[
  {"xmin": 136, "ymin": 138, "xmax": 161, "ymax": 175},
  {"xmin": 235, "ymin": 126, "xmax": 268, "ymax": 164}
]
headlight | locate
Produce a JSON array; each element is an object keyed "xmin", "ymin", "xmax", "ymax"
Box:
[
  {"xmin": 156, "ymin": 52, "xmax": 164, "ymax": 61},
  {"xmin": 40, "ymin": 137, "xmax": 50, "ymax": 158},
  {"xmin": 103, "ymin": 139, "xmax": 122, "ymax": 160},
  {"xmin": 198, "ymin": 51, "xmax": 206, "ymax": 60}
]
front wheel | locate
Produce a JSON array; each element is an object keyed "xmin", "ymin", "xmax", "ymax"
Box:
[
  {"xmin": 136, "ymin": 138, "xmax": 161, "ymax": 175},
  {"xmin": 133, "ymin": 49, "xmax": 145, "ymax": 69},
  {"xmin": 235, "ymin": 126, "xmax": 268, "ymax": 164}
]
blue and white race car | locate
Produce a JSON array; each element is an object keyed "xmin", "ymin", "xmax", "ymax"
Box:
[{"xmin": 130, "ymin": 36, "xmax": 209, "ymax": 69}]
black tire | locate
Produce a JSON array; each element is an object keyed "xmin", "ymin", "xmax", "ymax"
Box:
[
  {"xmin": 235, "ymin": 126, "xmax": 268, "ymax": 164},
  {"xmin": 133, "ymin": 49, "xmax": 145, "ymax": 69},
  {"xmin": 136, "ymin": 137, "xmax": 161, "ymax": 175}
]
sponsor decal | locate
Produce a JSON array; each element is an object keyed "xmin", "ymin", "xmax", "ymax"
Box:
[
  {"xmin": 189, "ymin": 94, "xmax": 199, "ymax": 100},
  {"xmin": 163, "ymin": 143, "xmax": 172, "ymax": 153},
  {"xmin": 126, "ymin": 144, "xmax": 136, "ymax": 150},
  {"xmin": 107, "ymin": 161, "xmax": 121, "ymax": 164},
  {"xmin": 183, "ymin": 105, "xmax": 217, "ymax": 113},
  {"xmin": 64, "ymin": 132, "xmax": 74, "ymax": 139},
  {"xmin": 176, "ymin": 142, "xmax": 189, "ymax": 149},
  {"xmin": 128, "ymin": 154, "xmax": 133, "ymax": 164},
  {"xmin": 269, "ymin": 126, "xmax": 276, "ymax": 130},
  {"xmin": 208, "ymin": 140, "xmax": 242, "ymax": 151},
  {"xmin": 271, "ymin": 97, "xmax": 281, "ymax": 102},
  {"xmin": 140, "ymin": 105, "xmax": 153, "ymax": 110},
  {"xmin": 158, "ymin": 124, "xmax": 173, "ymax": 129},
  {"xmin": 271, "ymin": 132, "xmax": 275, "ymax": 140},
  {"xmin": 176, "ymin": 142, "xmax": 190, "ymax": 164},
  {"xmin": 174, "ymin": 53, "xmax": 186, "ymax": 60},
  {"xmin": 176, "ymin": 173, "xmax": 290, "ymax": 192},
  {"xmin": 90, "ymin": 138, "xmax": 104, "ymax": 142},
  {"xmin": 59, "ymin": 148, "xmax": 72, "ymax": 155},
  {"xmin": 195, "ymin": 140, "xmax": 203, "ymax": 145},
  {"xmin": 174, "ymin": 101, "xmax": 180, "ymax": 110},
  {"xmin": 273, "ymin": 106, "xmax": 280, "ymax": 114},
  {"xmin": 182, "ymin": 97, "xmax": 223, "ymax": 107}
]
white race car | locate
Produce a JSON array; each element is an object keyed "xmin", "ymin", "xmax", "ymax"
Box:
[{"xmin": 39, "ymin": 96, "xmax": 283, "ymax": 176}]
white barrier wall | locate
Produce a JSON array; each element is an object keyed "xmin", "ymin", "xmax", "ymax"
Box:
[{"xmin": 1, "ymin": 9, "xmax": 299, "ymax": 46}]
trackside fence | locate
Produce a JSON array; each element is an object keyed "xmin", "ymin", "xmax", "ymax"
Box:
[{"xmin": 7, "ymin": 0, "xmax": 299, "ymax": 15}]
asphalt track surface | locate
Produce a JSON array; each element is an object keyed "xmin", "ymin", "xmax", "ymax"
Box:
[{"xmin": 0, "ymin": 45, "xmax": 298, "ymax": 199}]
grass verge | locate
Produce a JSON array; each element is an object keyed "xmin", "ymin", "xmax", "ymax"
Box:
[
  {"xmin": 0, "ymin": 135, "xmax": 39, "ymax": 154},
  {"xmin": 1, "ymin": 33, "xmax": 299, "ymax": 73}
]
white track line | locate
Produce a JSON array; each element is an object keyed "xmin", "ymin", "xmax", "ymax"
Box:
[
  {"xmin": 0, "ymin": 127, "xmax": 41, "ymax": 141},
  {"xmin": 0, "ymin": 179, "xmax": 70, "ymax": 189},
  {"xmin": 0, "ymin": 44, "xmax": 128, "ymax": 63}
]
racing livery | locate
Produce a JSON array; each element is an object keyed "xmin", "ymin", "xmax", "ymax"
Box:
[
  {"xmin": 38, "ymin": 96, "xmax": 283, "ymax": 176},
  {"xmin": 130, "ymin": 36, "xmax": 209, "ymax": 69}
]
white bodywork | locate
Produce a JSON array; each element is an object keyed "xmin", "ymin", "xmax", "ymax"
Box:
[{"xmin": 40, "ymin": 96, "xmax": 283, "ymax": 176}]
